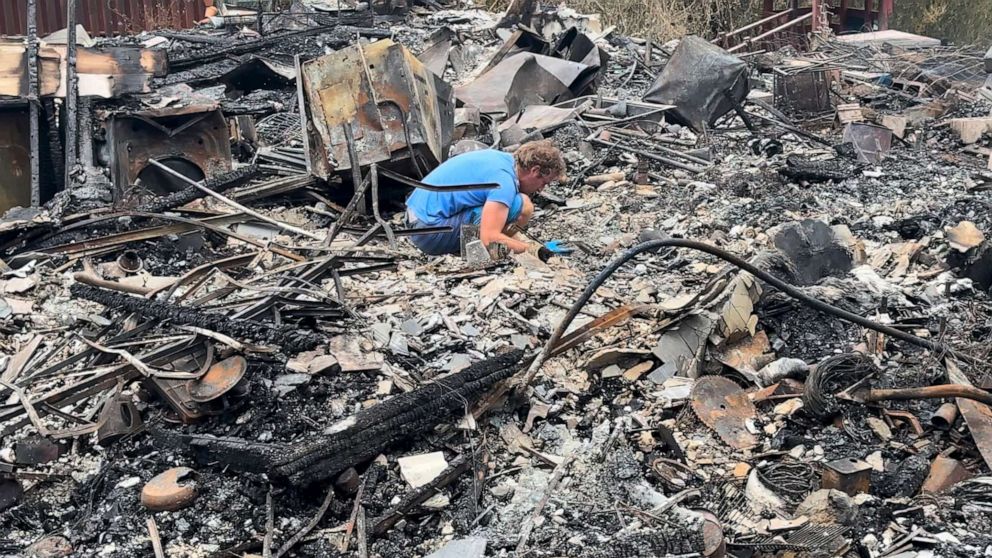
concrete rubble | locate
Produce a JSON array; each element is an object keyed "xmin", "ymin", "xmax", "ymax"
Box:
[{"xmin": 2, "ymin": 1, "xmax": 992, "ymax": 557}]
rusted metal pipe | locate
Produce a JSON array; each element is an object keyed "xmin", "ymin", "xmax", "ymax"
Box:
[
  {"xmin": 931, "ymin": 403, "xmax": 959, "ymax": 430},
  {"xmin": 862, "ymin": 385, "xmax": 992, "ymax": 406},
  {"xmin": 713, "ymin": 10, "xmax": 789, "ymax": 44}
]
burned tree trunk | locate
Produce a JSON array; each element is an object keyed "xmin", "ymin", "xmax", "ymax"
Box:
[{"xmin": 497, "ymin": 0, "xmax": 537, "ymax": 28}]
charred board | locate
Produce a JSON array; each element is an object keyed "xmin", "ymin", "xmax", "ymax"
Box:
[
  {"xmin": 70, "ymin": 284, "xmax": 323, "ymax": 353},
  {"xmin": 165, "ymin": 350, "xmax": 524, "ymax": 486}
]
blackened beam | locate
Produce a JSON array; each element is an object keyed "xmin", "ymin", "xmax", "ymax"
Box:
[
  {"xmin": 70, "ymin": 284, "xmax": 324, "ymax": 353},
  {"xmin": 36, "ymin": 212, "xmax": 306, "ymax": 262},
  {"xmin": 64, "ymin": 0, "xmax": 79, "ymax": 188},
  {"xmin": 27, "ymin": 0, "xmax": 40, "ymax": 207},
  {"xmin": 171, "ymin": 350, "xmax": 524, "ymax": 486},
  {"xmin": 170, "ymin": 25, "xmax": 390, "ymax": 71},
  {"xmin": 371, "ymin": 452, "xmax": 474, "ymax": 535},
  {"xmin": 136, "ymin": 165, "xmax": 259, "ymax": 214}
]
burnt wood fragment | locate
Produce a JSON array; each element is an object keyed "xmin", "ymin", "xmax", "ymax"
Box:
[{"xmin": 70, "ymin": 284, "xmax": 322, "ymax": 353}]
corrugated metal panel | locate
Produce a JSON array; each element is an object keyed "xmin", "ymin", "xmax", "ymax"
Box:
[{"xmin": 0, "ymin": 0, "xmax": 200, "ymax": 37}]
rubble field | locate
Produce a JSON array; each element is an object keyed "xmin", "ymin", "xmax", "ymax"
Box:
[{"xmin": 3, "ymin": 2, "xmax": 992, "ymax": 558}]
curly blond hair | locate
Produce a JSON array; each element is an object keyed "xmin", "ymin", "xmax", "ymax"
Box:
[{"xmin": 514, "ymin": 140, "xmax": 566, "ymax": 181}]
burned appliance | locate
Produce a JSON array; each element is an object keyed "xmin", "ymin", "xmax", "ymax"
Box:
[
  {"xmin": 107, "ymin": 107, "xmax": 233, "ymax": 200},
  {"xmin": 298, "ymin": 39, "xmax": 455, "ymax": 181}
]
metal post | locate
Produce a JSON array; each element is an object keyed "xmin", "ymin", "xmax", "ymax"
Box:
[
  {"xmin": 64, "ymin": 0, "xmax": 79, "ymax": 189},
  {"xmin": 27, "ymin": 0, "xmax": 40, "ymax": 207}
]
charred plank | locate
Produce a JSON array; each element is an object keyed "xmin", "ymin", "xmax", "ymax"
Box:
[
  {"xmin": 172, "ymin": 350, "xmax": 523, "ymax": 486},
  {"xmin": 135, "ymin": 164, "xmax": 259, "ymax": 214},
  {"xmin": 70, "ymin": 284, "xmax": 323, "ymax": 353}
]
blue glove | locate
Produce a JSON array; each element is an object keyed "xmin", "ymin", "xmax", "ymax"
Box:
[{"xmin": 543, "ymin": 240, "xmax": 575, "ymax": 255}]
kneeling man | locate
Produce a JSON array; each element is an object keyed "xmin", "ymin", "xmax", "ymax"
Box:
[{"xmin": 405, "ymin": 141, "xmax": 566, "ymax": 255}]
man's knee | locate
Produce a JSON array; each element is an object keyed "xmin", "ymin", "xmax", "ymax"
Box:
[{"xmin": 515, "ymin": 194, "xmax": 534, "ymax": 225}]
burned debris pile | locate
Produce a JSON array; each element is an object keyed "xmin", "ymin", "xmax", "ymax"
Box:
[{"xmin": 4, "ymin": 2, "xmax": 992, "ymax": 558}]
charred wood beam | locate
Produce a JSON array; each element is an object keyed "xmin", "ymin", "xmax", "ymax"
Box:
[
  {"xmin": 27, "ymin": 0, "xmax": 40, "ymax": 207},
  {"xmin": 170, "ymin": 25, "xmax": 390, "ymax": 71},
  {"xmin": 135, "ymin": 165, "xmax": 259, "ymax": 214},
  {"xmin": 42, "ymin": 99, "xmax": 64, "ymax": 193},
  {"xmin": 273, "ymin": 349, "xmax": 523, "ymax": 485},
  {"xmin": 64, "ymin": 0, "xmax": 79, "ymax": 187},
  {"xmin": 69, "ymin": 284, "xmax": 323, "ymax": 353},
  {"xmin": 171, "ymin": 350, "xmax": 524, "ymax": 486},
  {"xmin": 371, "ymin": 452, "xmax": 474, "ymax": 535}
]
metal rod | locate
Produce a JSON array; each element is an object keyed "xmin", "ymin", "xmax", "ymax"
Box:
[
  {"xmin": 728, "ymin": 12, "xmax": 813, "ymax": 52},
  {"xmin": 64, "ymin": 0, "xmax": 80, "ymax": 188},
  {"xmin": 325, "ymin": 174, "xmax": 372, "ymax": 246},
  {"xmin": 146, "ymin": 160, "xmax": 323, "ymax": 241},
  {"xmin": 864, "ymin": 385, "xmax": 992, "ymax": 406},
  {"xmin": 713, "ymin": 10, "xmax": 788, "ymax": 43},
  {"xmin": 27, "ymin": 0, "xmax": 40, "ymax": 207},
  {"xmin": 369, "ymin": 164, "xmax": 396, "ymax": 249},
  {"xmin": 343, "ymin": 124, "xmax": 367, "ymax": 215},
  {"xmin": 589, "ymin": 138, "xmax": 709, "ymax": 174}
]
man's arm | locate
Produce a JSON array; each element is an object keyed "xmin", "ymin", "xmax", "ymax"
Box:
[{"xmin": 479, "ymin": 201, "xmax": 530, "ymax": 253}]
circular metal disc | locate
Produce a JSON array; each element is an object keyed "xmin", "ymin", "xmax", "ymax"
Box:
[{"xmin": 188, "ymin": 356, "xmax": 248, "ymax": 402}]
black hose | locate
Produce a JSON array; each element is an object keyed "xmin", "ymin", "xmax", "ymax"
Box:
[{"xmin": 521, "ymin": 238, "xmax": 984, "ymax": 386}]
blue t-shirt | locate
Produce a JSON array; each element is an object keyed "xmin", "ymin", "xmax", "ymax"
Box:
[{"xmin": 406, "ymin": 150, "xmax": 518, "ymax": 225}]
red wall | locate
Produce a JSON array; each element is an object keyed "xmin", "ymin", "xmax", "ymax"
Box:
[{"xmin": 0, "ymin": 0, "xmax": 200, "ymax": 37}]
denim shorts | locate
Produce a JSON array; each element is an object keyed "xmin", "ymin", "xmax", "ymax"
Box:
[{"xmin": 407, "ymin": 194, "xmax": 524, "ymax": 256}]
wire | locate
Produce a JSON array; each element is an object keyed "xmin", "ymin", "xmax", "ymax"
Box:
[{"xmin": 520, "ymin": 238, "xmax": 986, "ymax": 387}]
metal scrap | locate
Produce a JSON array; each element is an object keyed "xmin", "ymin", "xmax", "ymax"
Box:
[
  {"xmin": 691, "ymin": 375, "xmax": 758, "ymax": 450},
  {"xmin": 299, "ymin": 39, "xmax": 454, "ymax": 180}
]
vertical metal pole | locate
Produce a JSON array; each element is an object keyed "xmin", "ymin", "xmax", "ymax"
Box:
[
  {"xmin": 64, "ymin": 0, "xmax": 80, "ymax": 189},
  {"xmin": 27, "ymin": 0, "xmax": 40, "ymax": 207}
]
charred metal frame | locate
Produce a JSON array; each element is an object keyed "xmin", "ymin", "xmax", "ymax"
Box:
[
  {"xmin": 774, "ymin": 69, "xmax": 834, "ymax": 116},
  {"xmin": 299, "ymin": 39, "xmax": 455, "ymax": 181},
  {"xmin": 107, "ymin": 109, "xmax": 233, "ymax": 199}
]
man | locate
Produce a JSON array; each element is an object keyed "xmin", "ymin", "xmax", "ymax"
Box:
[{"xmin": 406, "ymin": 140, "xmax": 566, "ymax": 256}]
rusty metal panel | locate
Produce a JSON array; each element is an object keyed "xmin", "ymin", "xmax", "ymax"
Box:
[
  {"xmin": 300, "ymin": 39, "xmax": 455, "ymax": 181},
  {"xmin": 0, "ymin": 0, "xmax": 200, "ymax": 37},
  {"xmin": 108, "ymin": 109, "xmax": 233, "ymax": 200}
]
